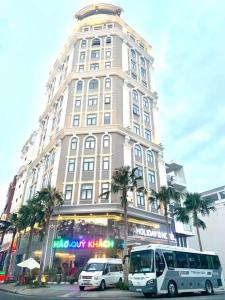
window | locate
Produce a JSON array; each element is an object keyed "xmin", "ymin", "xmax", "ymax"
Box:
[
  {"xmin": 199, "ymin": 254, "xmax": 209, "ymax": 269},
  {"xmin": 68, "ymin": 159, "xmax": 75, "ymax": 172},
  {"xmin": 104, "ymin": 113, "xmax": 110, "ymax": 124},
  {"xmin": 65, "ymin": 185, "xmax": 73, "ymax": 201},
  {"xmin": 142, "ymin": 80, "xmax": 147, "ymax": 88},
  {"xmin": 131, "ymin": 61, "xmax": 137, "ymax": 71},
  {"xmin": 88, "ymin": 95, "xmax": 98, "ymax": 106},
  {"xmin": 131, "ymin": 49, "xmax": 136, "ymax": 59},
  {"xmin": 135, "ymin": 165, "xmax": 143, "ymax": 177},
  {"xmin": 148, "ymin": 171, "xmax": 155, "ymax": 184},
  {"xmin": 107, "ymin": 23, "xmax": 113, "ymax": 29},
  {"xmin": 105, "ymin": 95, "xmax": 111, "ymax": 104},
  {"xmin": 140, "ymin": 57, "xmax": 145, "ymax": 65},
  {"xmin": 147, "ymin": 150, "xmax": 153, "ymax": 163},
  {"xmin": 103, "ymin": 156, "xmax": 109, "ymax": 170},
  {"xmin": 106, "ymin": 36, "xmax": 111, "ymax": 44},
  {"xmin": 81, "ymin": 39, "xmax": 87, "ymax": 48},
  {"xmin": 137, "ymin": 191, "xmax": 144, "ymax": 206},
  {"xmin": 134, "ymin": 145, "xmax": 142, "ymax": 158},
  {"xmin": 90, "ymin": 63, "xmax": 99, "ymax": 71},
  {"xmin": 106, "ymin": 50, "xmax": 111, "ymax": 58},
  {"xmin": 141, "ymin": 67, "xmax": 146, "ymax": 79},
  {"xmin": 133, "ymin": 104, "xmax": 140, "ymax": 116},
  {"xmin": 164, "ymin": 252, "xmax": 175, "ymax": 269},
  {"xmin": 145, "ymin": 129, "xmax": 151, "ymax": 141},
  {"xmin": 130, "ymin": 35, "xmax": 136, "ymax": 42},
  {"xmin": 92, "ymin": 38, "xmax": 100, "ymax": 46},
  {"xmin": 80, "ymin": 52, "xmax": 85, "ymax": 60},
  {"xmin": 83, "ymin": 158, "xmax": 94, "ymax": 171},
  {"xmin": 79, "ymin": 65, "xmax": 84, "ymax": 72},
  {"xmin": 73, "ymin": 115, "xmax": 80, "ymax": 126},
  {"xmin": 175, "ymin": 251, "xmax": 188, "ymax": 268},
  {"xmin": 85, "ymin": 136, "xmax": 95, "ymax": 149},
  {"xmin": 105, "ymin": 61, "xmax": 111, "ymax": 69},
  {"xmin": 75, "ymin": 97, "xmax": 81, "ymax": 107},
  {"xmin": 133, "ymin": 123, "xmax": 140, "ymax": 135},
  {"xmin": 103, "ymin": 135, "xmax": 110, "ymax": 148},
  {"xmin": 81, "ymin": 184, "xmax": 93, "ymax": 200},
  {"xmin": 87, "ymin": 114, "xmax": 97, "ymax": 125},
  {"xmin": 101, "ymin": 183, "xmax": 109, "ymax": 199},
  {"xmin": 143, "ymin": 97, "xmax": 149, "ymax": 108},
  {"xmin": 105, "ymin": 78, "xmax": 111, "ymax": 88},
  {"xmin": 94, "ymin": 25, "xmax": 102, "ymax": 31},
  {"xmin": 91, "ymin": 50, "xmax": 100, "ymax": 59},
  {"xmin": 82, "ymin": 27, "xmax": 89, "ymax": 32},
  {"xmin": 89, "ymin": 79, "xmax": 98, "ymax": 90},
  {"xmin": 76, "ymin": 80, "xmax": 83, "ymax": 91},
  {"xmin": 211, "ymin": 255, "xmax": 221, "ymax": 269},
  {"xmin": 144, "ymin": 112, "xmax": 150, "ymax": 124},
  {"xmin": 132, "ymin": 90, "xmax": 138, "ymax": 101},
  {"xmin": 187, "ymin": 253, "xmax": 201, "ymax": 269},
  {"xmin": 139, "ymin": 43, "xmax": 145, "ymax": 50},
  {"xmin": 70, "ymin": 137, "xmax": 77, "ymax": 150},
  {"xmin": 131, "ymin": 73, "xmax": 137, "ymax": 80}
]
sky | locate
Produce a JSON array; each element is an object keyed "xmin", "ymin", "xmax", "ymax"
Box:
[{"xmin": 1, "ymin": 0, "xmax": 225, "ymax": 213}]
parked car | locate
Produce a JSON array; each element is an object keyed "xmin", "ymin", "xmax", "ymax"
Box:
[{"xmin": 78, "ymin": 258, "xmax": 123, "ymax": 291}]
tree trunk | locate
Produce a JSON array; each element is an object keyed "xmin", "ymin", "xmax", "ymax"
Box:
[
  {"xmin": 25, "ymin": 226, "xmax": 34, "ymax": 260},
  {"xmin": 38, "ymin": 217, "xmax": 49, "ymax": 284},
  {"xmin": 164, "ymin": 207, "xmax": 170, "ymax": 245},
  {"xmin": 5, "ymin": 231, "xmax": 16, "ymax": 278},
  {"xmin": 196, "ymin": 225, "xmax": 203, "ymax": 251},
  {"xmin": 0, "ymin": 230, "xmax": 6, "ymax": 245},
  {"xmin": 123, "ymin": 202, "xmax": 129, "ymax": 285}
]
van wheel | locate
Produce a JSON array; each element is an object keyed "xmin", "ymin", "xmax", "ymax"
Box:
[
  {"xmin": 79, "ymin": 286, "xmax": 85, "ymax": 291},
  {"xmin": 168, "ymin": 280, "xmax": 178, "ymax": 297},
  {"xmin": 99, "ymin": 280, "xmax": 106, "ymax": 291},
  {"xmin": 205, "ymin": 280, "xmax": 214, "ymax": 295},
  {"xmin": 143, "ymin": 292, "xmax": 152, "ymax": 298}
]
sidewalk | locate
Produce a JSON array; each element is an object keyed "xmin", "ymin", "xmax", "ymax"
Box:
[{"xmin": 0, "ymin": 282, "xmax": 142, "ymax": 298}]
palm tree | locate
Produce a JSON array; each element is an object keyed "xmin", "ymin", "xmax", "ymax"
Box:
[
  {"xmin": 35, "ymin": 186, "xmax": 64, "ymax": 280},
  {"xmin": 101, "ymin": 166, "xmax": 143, "ymax": 285},
  {"xmin": 174, "ymin": 192, "xmax": 215, "ymax": 251},
  {"xmin": 149, "ymin": 186, "xmax": 181, "ymax": 245},
  {"xmin": 4, "ymin": 213, "xmax": 27, "ymax": 277},
  {"xmin": 0, "ymin": 220, "xmax": 11, "ymax": 246},
  {"xmin": 24, "ymin": 197, "xmax": 44, "ymax": 260}
]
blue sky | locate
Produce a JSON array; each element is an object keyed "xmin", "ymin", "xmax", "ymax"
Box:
[{"xmin": 1, "ymin": 0, "xmax": 225, "ymax": 213}]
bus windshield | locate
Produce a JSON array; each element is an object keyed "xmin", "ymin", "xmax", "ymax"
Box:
[{"xmin": 130, "ymin": 250, "xmax": 154, "ymax": 274}]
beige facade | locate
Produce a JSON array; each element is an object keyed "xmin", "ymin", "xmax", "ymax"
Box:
[{"xmin": 11, "ymin": 4, "xmax": 172, "ymax": 249}]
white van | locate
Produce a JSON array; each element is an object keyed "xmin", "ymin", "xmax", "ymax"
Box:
[{"xmin": 78, "ymin": 258, "xmax": 123, "ymax": 291}]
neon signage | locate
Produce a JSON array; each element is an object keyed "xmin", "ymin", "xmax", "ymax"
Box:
[{"xmin": 52, "ymin": 238, "xmax": 116, "ymax": 250}]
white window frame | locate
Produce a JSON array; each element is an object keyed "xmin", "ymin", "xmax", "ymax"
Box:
[
  {"xmin": 103, "ymin": 156, "xmax": 109, "ymax": 170},
  {"xmin": 81, "ymin": 184, "xmax": 93, "ymax": 200},
  {"xmin": 83, "ymin": 158, "xmax": 94, "ymax": 171},
  {"xmin": 68, "ymin": 159, "xmax": 75, "ymax": 172},
  {"xmin": 87, "ymin": 114, "xmax": 97, "ymax": 125}
]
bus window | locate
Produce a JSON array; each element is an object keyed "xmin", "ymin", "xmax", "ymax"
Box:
[
  {"xmin": 164, "ymin": 252, "xmax": 175, "ymax": 269},
  {"xmin": 199, "ymin": 254, "xmax": 209, "ymax": 269},
  {"xmin": 207, "ymin": 255, "xmax": 213, "ymax": 269},
  {"xmin": 187, "ymin": 253, "xmax": 201, "ymax": 269},
  {"xmin": 211, "ymin": 255, "xmax": 221, "ymax": 269},
  {"xmin": 175, "ymin": 251, "xmax": 188, "ymax": 268},
  {"xmin": 130, "ymin": 250, "xmax": 154, "ymax": 274},
  {"xmin": 155, "ymin": 252, "xmax": 165, "ymax": 277}
]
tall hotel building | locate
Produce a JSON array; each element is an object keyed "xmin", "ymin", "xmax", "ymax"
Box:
[{"xmin": 9, "ymin": 4, "xmax": 175, "ymax": 270}]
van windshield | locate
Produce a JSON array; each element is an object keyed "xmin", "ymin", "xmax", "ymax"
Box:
[
  {"xmin": 130, "ymin": 250, "xmax": 154, "ymax": 274},
  {"xmin": 85, "ymin": 263, "xmax": 105, "ymax": 272}
]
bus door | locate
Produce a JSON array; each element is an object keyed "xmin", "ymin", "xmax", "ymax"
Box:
[{"xmin": 155, "ymin": 250, "xmax": 166, "ymax": 291}]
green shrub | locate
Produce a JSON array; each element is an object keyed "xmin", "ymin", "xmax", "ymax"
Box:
[{"xmin": 115, "ymin": 281, "xmax": 128, "ymax": 290}]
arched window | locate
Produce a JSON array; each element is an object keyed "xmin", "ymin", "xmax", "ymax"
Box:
[
  {"xmin": 143, "ymin": 96, "xmax": 149, "ymax": 108},
  {"xmin": 103, "ymin": 135, "xmax": 110, "ymax": 148},
  {"xmin": 132, "ymin": 90, "xmax": 138, "ymax": 101},
  {"xmin": 85, "ymin": 136, "xmax": 95, "ymax": 149},
  {"xmin": 131, "ymin": 49, "xmax": 136, "ymax": 59},
  {"xmin": 106, "ymin": 36, "xmax": 111, "ymax": 44},
  {"xmin": 140, "ymin": 57, "xmax": 145, "ymax": 66},
  {"xmin": 76, "ymin": 80, "xmax": 83, "ymax": 91},
  {"xmin": 80, "ymin": 39, "xmax": 87, "ymax": 48},
  {"xmin": 105, "ymin": 78, "xmax": 111, "ymax": 89},
  {"xmin": 134, "ymin": 144, "xmax": 142, "ymax": 158},
  {"xmin": 92, "ymin": 38, "xmax": 100, "ymax": 46},
  {"xmin": 147, "ymin": 150, "xmax": 153, "ymax": 163},
  {"xmin": 70, "ymin": 137, "xmax": 78, "ymax": 150},
  {"xmin": 89, "ymin": 79, "xmax": 98, "ymax": 90}
]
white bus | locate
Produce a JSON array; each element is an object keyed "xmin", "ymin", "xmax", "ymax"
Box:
[{"xmin": 128, "ymin": 244, "xmax": 224, "ymax": 297}]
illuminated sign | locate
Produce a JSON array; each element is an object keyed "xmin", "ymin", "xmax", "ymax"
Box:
[
  {"xmin": 52, "ymin": 238, "xmax": 123, "ymax": 250},
  {"xmin": 134, "ymin": 228, "xmax": 176, "ymax": 241}
]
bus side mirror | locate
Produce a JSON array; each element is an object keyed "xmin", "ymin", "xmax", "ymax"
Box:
[{"xmin": 123, "ymin": 255, "xmax": 130, "ymax": 264}]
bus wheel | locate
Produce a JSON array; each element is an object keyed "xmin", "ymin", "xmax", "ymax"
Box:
[
  {"xmin": 168, "ymin": 280, "xmax": 178, "ymax": 297},
  {"xmin": 99, "ymin": 280, "xmax": 106, "ymax": 291},
  {"xmin": 79, "ymin": 286, "xmax": 85, "ymax": 291},
  {"xmin": 205, "ymin": 280, "xmax": 214, "ymax": 295}
]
